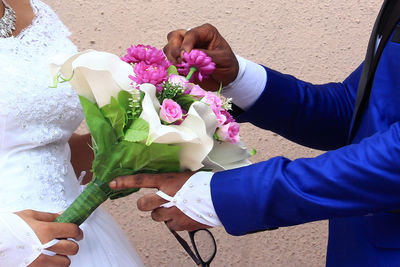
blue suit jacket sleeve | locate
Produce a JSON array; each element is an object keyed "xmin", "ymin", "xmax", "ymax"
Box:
[
  {"xmin": 211, "ymin": 64, "xmax": 400, "ymax": 236},
  {"xmin": 236, "ymin": 65, "xmax": 362, "ymax": 150}
]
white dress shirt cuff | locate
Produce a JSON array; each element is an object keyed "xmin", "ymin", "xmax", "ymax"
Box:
[
  {"xmin": 157, "ymin": 171, "xmax": 222, "ymax": 227},
  {"xmin": 222, "ymin": 55, "xmax": 267, "ymax": 111}
]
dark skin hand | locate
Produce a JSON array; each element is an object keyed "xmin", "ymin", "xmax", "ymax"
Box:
[
  {"xmin": 163, "ymin": 23, "xmax": 239, "ymax": 91},
  {"xmin": 109, "ymin": 172, "xmax": 210, "ymax": 232},
  {"xmin": 16, "ymin": 210, "xmax": 83, "ymax": 267}
]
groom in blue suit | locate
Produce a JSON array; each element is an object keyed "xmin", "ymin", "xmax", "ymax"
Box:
[{"xmin": 111, "ymin": 0, "xmax": 400, "ymax": 265}]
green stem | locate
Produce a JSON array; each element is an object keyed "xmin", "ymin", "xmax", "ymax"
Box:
[
  {"xmin": 217, "ymin": 82, "xmax": 223, "ymax": 95},
  {"xmin": 185, "ymin": 66, "xmax": 197, "ymax": 81},
  {"xmin": 55, "ymin": 181, "xmax": 108, "ymax": 225}
]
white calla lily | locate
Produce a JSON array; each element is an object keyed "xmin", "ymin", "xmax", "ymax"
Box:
[
  {"xmin": 52, "ymin": 50, "xmax": 134, "ymax": 107},
  {"xmin": 50, "ymin": 50, "xmax": 96, "ymax": 102},
  {"xmin": 139, "ymin": 84, "xmax": 217, "ymax": 171}
]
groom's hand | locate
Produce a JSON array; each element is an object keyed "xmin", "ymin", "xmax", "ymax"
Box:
[
  {"xmin": 163, "ymin": 23, "xmax": 239, "ymax": 91},
  {"xmin": 16, "ymin": 210, "xmax": 83, "ymax": 267},
  {"xmin": 110, "ymin": 172, "xmax": 209, "ymax": 231}
]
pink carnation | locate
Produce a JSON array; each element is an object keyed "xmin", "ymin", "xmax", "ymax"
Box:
[
  {"xmin": 216, "ymin": 122, "xmax": 240, "ymax": 144},
  {"xmin": 122, "ymin": 44, "xmax": 170, "ymax": 69},
  {"xmin": 160, "ymin": 99, "xmax": 183, "ymax": 124},
  {"xmin": 177, "ymin": 50, "xmax": 216, "ymax": 82},
  {"xmin": 129, "ymin": 62, "xmax": 168, "ymax": 91}
]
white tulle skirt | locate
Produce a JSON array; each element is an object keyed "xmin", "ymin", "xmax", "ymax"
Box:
[{"xmin": 69, "ymin": 207, "xmax": 144, "ymax": 267}]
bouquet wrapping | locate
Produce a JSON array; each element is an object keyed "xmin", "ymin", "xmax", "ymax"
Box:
[{"xmin": 50, "ymin": 46, "xmax": 252, "ymax": 225}]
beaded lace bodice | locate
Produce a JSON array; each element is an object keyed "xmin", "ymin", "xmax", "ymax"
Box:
[{"xmin": 0, "ymin": 0, "xmax": 84, "ymax": 212}]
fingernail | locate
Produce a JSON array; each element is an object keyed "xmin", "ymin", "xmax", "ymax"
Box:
[{"xmin": 109, "ymin": 180, "xmax": 117, "ymax": 188}]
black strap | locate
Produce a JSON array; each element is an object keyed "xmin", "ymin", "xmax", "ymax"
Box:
[
  {"xmin": 167, "ymin": 226, "xmax": 202, "ymax": 266},
  {"xmin": 349, "ymin": 0, "xmax": 400, "ymax": 142}
]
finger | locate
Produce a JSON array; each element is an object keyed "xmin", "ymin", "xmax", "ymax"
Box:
[
  {"xmin": 110, "ymin": 173, "xmax": 172, "ymax": 190},
  {"xmin": 181, "ymin": 23, "xmax": 218, "ymax": 54},
  {"xmin": 165, "ymin": 219, "xmax": 183, "ymax": 231},
  {"xmin": 164, "ymin": 29, "xmax": 186, "ymax": 64},
  {"xmin": 137, "ymin": 194, "xmax": 168, "ymax": 211},
  {"xmin": 25, "ymin": 210, "xmax": 60, "ymax": 222},
  {"xmin": 46, "ymin": 222, "xmax": 84, "ymax": 241},
  {"xmin": 151, "ymin": 208, "xmax": 172, "ymax": 222},
  {"xmin": 33, "ymin": 254, "xmax": 71, "ymax": 267},
  {"xmin": 165, "ymin": 216, "xmax": 209, "ymax": 232},
  {"xmin": 197, "ymin": 78, "xmax": 220, "ymax": 92},
  {"xmin": 46, "ymin": 240, "xmax": 79, "ymax": 256}
]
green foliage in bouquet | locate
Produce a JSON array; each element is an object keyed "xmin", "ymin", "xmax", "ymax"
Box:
[{"xmin": 55, "ymin": 91, "xmax": 181, "ymax": 225}]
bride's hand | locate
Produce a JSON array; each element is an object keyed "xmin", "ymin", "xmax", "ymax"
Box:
[{"xmin": 16, "ymin": 210, "xmax": 83, "ymax": 267}]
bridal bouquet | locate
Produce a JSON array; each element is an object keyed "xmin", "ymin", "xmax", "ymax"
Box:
[{"xmin": 50, "ymin": 45, "xmax": 252, "ymax": 225}]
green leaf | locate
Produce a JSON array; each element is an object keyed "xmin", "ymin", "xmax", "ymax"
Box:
[
  {"xmin": 79, "ymin": 96, "xmax": 117, "ymax": 153},
  {"xmin": 167, "ymin": 65, "xmax": 179, "ymax": 75},
  {"xmin": 118, "ymin": 90, "xmax": 132, "ymax": 112},
  {"xmin": 124, "ymin": 118, "xmax": 149, "ymax": 142},
  {"xmin": 92, "ymin": 141, "xmax": 180, "ymax": 185},
  {"xmin": 175, "ymin": 94, "xmax": 197, "ymax": 111},
  {"xmin": 101, "ymin": 97, "xmax": 126, "ymax": 139},
  {"xmin": 142, "ymin": 144, "xmax": 181, "ymax": 173}
]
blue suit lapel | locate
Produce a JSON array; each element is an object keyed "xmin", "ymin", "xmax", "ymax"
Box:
[{"xmin": 349, "ymin": 0, "xmax": 400, "ymax": 142}]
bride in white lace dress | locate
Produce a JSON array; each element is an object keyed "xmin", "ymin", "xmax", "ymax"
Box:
[{"xmin": 0, "ymin": 0, "xmax": 143, "ymax": 266}]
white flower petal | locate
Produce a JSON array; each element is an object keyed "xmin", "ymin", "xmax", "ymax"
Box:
[
  {"xmin": 203, "ymin": 141, "xmax": 252, "ymax": 171},
  {"xmin": 70, "ymin": 51, "xmax": 134, "ymax": 107},
  {"xmin": 50, "ymin": 50, "xmax": 96, "ymax": 103}
]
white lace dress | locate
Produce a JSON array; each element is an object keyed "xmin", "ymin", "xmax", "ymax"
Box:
[{"xmin": 0, "ymin": 0, "xmax": 143, "ymax": 266}]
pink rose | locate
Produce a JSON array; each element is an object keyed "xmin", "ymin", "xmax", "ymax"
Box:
[
  {"xmin": 189, "ymin": 85, "xmax": 207, "ymax": 98},
  {"xmin": 201, "ymin": 92, "xmax": 222, "ymax": 110},
  {"xmin": 160, "ymin": 99, "xmax": 183, "ymax": 124},
  {"xmin": 216, "ymin": 122, "xmax": 240, "ymax": 144}
]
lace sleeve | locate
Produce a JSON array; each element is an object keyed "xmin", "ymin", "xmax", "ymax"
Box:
[{"xmin": 0, "ymin": 212, "xmax": 54, "ymax": 267}]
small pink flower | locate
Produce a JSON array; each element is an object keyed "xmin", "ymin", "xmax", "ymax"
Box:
[
  {"xmin": 216, "ymin": 122, "xmax": 240, "ymax": 144},
  {"xmin": 201, "ymin": 92, "xmax": 223, "ymax": 110},
  {"xmin": 177, "ymin": 50, "xmax": 216, "ymax": 82},
  {"xmin": 168, "ymin": 74, "xmax": 191, "ymax": 92},
  {"xmin": 160, "ymin": 99, "xmax": 183, "ymax": 124},
  {"xmin": 189, "ymin": 84, "xmax": 207, "ymax": 98},
  {"xmin": 213, "ymin": 109, "xmax": 227, "ymax": 126},
  {"xmin": 220, "ymin": 109, "xmax": 235, "ymax": 124},
  {"xmin": 122, "ymin": 44, "xmax": 170, "ymax": 69},
  {"xmin": 129, "ymin": 62, "xmax": 168, "ymax": 91}
]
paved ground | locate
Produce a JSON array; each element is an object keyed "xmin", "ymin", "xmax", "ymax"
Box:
[{"xmin": 52, "ymin": 0, "xmax": 382, "ymax": 265}]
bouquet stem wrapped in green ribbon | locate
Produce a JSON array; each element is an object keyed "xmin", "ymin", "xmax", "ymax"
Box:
[{"xmin": 50, "ymin": 49, "xmax": 251, "ymax": 225}]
